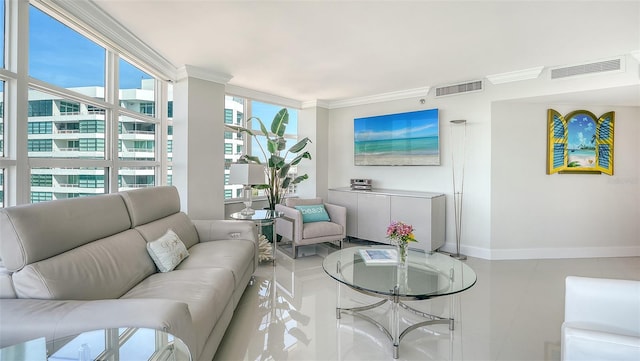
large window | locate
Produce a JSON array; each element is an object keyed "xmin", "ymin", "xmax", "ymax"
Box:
[
  {"xmin": 223, "ymin": 96, "xmax": 300, "ymax": 200},
  {"xmin": 0, "ymin": 3, "xmax": 171, "ymax": 205}
]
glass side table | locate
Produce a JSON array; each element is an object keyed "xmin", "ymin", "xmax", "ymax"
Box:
[
  {"xmin": 0, "ymin": 327, "xmax": 191, "ymax": 361},
  {"xmin": 230, "ymin": 209, "xmax": 284, "ymax": 265}
]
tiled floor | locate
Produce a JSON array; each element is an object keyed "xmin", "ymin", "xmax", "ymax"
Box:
[{"xmin": 214, "ymin": 243, "xmax": 640, "ymax": 361}]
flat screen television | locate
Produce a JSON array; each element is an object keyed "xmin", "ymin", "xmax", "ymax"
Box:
[{"xmin": 354, "ymin": 108, "xmax": 440, "ymax": 166}]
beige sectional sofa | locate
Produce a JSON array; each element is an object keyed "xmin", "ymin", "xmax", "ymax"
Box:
[{"xmin": 0, "ymin": 186, "xmax": 258, "ymax": 361}]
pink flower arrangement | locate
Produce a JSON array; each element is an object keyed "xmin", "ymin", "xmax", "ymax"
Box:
[{"xmin": 386, "ymin": 221, "xmax": 417, "ymax": 245}]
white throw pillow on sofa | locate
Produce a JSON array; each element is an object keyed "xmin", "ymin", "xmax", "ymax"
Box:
[{"xmin": 147, "ymin": 229, "xmax": 189, "ymax": 272}]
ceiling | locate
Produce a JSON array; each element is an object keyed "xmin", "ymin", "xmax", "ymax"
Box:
[{"xmin": 92, "ymin": 0, "xmax": 640, "ymax": 104}]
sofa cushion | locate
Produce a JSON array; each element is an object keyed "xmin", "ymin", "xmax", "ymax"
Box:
[
  {"xmin": 122, "ymin": 268, "xmax": 235, "ymax": 358},
  {"xmin": 0, "ymin": 194, "xmax": 131, "ymax": 272},
  {"xmin": 302, "ymin": 221, "xmax": 343, "ymax": 239},
  {"xmin": 135, "ymin": 213, "xmax": 200, "ymax": 249},
  {"xmin": 295, "ymin": 204, "xmax": 331, "ymax": 223},
  {"xmin": 177, "ymin": 239, "xmax": 256, "ymax": 289},
  {"xmin": 120, "ymin": 186, "xmax": 181, "ymax": 227},
  {"xmin": 12, "ymin": 229, "xmax": 155, "ymax": 300},
  {"xmin": 285, "ymin": 197, "xmax": 323, "ymax": 208},
  {"xmin": 147, "ymin": 229, "xmax": 190, "ymax": 273}
]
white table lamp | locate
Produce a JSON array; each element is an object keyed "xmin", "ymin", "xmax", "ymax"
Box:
[{"xmin": 229, "ymin": 163, "xmax": 265, "ymax": 215}]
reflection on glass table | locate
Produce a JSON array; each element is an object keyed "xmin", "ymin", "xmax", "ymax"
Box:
[
  {"xmin": 323, "ymin": 246, "xmax": 477, "ymax": 359},
  {"xmin": 0, "ymin": 327, "xmax": 190, "ymax": 361}
]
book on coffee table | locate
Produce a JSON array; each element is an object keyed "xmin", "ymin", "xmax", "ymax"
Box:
[{"xmin": 359, "ymin": 248, "xmax": 398, "ymax": 265}]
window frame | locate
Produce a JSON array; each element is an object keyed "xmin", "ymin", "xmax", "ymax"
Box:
[{"xmin": 0, "ymin": 0, "xmax": 173, "ymax": 206}]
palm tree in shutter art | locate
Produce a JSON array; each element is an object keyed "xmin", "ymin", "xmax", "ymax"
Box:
[{"xmin": 547, "ymin": 109, "xmax": 614, "ymax": 175}]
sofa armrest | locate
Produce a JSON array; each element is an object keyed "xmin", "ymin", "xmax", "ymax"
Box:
[
  {"xmin": 324, "ymin": 203, "xmax": 347, "ymax": 229},
  {"xmin": 562, "ymin": 323, "xmax": 640, "ymax": 360},
  {"xmin": 0, "ymin": 298, "xmax": 196, "ymax": 356},
  {"xmin": 275, "ymin": 204, "xmax": 303, "ymax": 242},
  {"xmin": 192, "ymin": 219, "xmax": 257, "ymax": 243},
  {"xmin": 564, "ymin": 276, "xmax": 640, "ymax": 336}
]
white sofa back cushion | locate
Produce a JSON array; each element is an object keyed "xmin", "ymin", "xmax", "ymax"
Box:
[
  {"xmin": 12, "ymin": 229, "xmax": 155, "ymax": 300},
  {"xmin": 120, "ymin": 186, "xmax": 181, "ymax": 227},
  {"xmin": 0, "ymin": 194, "xmax": 132, "ymax": 272},
  {"xmin": 135, "ymin": 213, "xmax": 200, "ymax": 249},
  {"xmin": 284, "ymin": 197, "xmax": 323, "ymax": 207}
]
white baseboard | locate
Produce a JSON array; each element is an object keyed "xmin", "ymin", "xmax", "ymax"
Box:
[{"xmin": 438, "ymin": 242, "xmax": 640, "ymax": 260}]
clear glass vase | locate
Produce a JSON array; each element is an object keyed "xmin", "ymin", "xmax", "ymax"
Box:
[{"xmin": 396, "ymin": 242, "xmax": 408, "ymax": 269}]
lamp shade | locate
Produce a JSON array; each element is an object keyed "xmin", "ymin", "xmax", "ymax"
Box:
[{"xmin": 229, "ymin": 163, "xmax": 265, "ymax": 185}]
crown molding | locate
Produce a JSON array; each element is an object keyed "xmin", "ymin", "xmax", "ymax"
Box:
[
  {"xmin": 40, "ymin": 0, "xmax": 177, "ymax": 81},
  {"xmin": 486, "ymin": 66, "xmax": 544, "ymax": 84},
  {"xmin": 176, "ymin": 65, "xmax": 233, "ymax": 84},
  {"xmin": 328, "ymin": 87, "xmax": 431, "ymax": 109},
  {"xmin": 301, "ymin": 100, "xmax": 331, "ymax": 109},
  {"xmin": 225, "ymin": 84, "xmax": 302, "ymax": 109}
]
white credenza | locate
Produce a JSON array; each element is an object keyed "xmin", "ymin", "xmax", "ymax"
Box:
[{"xmin": 328, "ymin": 187, "xmax": 445, "ymax": 252}]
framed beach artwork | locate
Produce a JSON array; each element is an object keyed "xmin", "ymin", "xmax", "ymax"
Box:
[
  {"xmin": 354, "ymin": 108, "xmax": 440, "ymax": 166},
  {"xmin": 546, "ymin": 109, "xmax": 615, "ymax": 175}
]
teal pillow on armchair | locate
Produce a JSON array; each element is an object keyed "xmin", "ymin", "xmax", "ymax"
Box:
[{"xmin": 294, "ymin": 204, "xmax": 330, "ymax": 223}]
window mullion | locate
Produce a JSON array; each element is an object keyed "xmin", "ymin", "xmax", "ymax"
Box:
[
  {"xmin": 106, "ymin": 50, "xmax": 118, "ymax": 193},
  {"xmin": 157, "ymin": 80, "xmax": 168, "ymax": 186}
]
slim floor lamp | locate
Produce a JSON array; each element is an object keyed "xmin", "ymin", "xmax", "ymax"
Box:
[{"xmin": 450, "ymin": 119, "xmax": 467, "ymax": 260}]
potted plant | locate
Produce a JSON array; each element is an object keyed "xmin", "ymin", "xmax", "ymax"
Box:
[{"xmin": 226, "ymin": 108, "xmax": 312, "ymax": 210}]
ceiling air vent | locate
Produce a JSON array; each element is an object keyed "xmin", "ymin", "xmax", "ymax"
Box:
[
  {"xmin": 435, "ymin": 80, "xmax": 483, "ymax": 97},
  {"xmin": 551, "ymin": 58, "xmax": 622, "ymax": 79}
]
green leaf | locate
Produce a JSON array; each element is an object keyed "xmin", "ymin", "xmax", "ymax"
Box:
[
  {"xmin": 225, "ymin": 124, "xmax": 254, "ymax": 136},
  {"xmin": 282, "ymin": 177, "xmax": 291, "ymax": 189},
  {"xmin": 271, "ymin": 108, "xmax": 289, "ymax": 137},
  {"xmin": 269, "ymin": 155, "xmax": 285, "ymax": 168},
  {"xmin": 241, "ymin": 155, "xmax": 262, "ymax": 164},
  {"xmin": 276, "ymin": 137, "xmax": 287, "ymax": 151},
  {"xmin": 267, "ymin": 139, "xmax": 277, "ymax": 154},
  {"xmin": 278, "ymin": 164, "xmax": 291, "ymax": 178},
  {"xmin": 289, "ymin": 137, "xmax": 311, "ymax": 153},
  {"xmin": 292, "ymin": 174, "xmax": 309, "ymax": 184},
  {"xmin": 247, "ymin": 116, "xmax": 269, "ymax": 137},
  {"xmin": 254, "ymin": 184, "xmax": 270, "ymax": 189},
  {"xmin": 290, "ymin": 151, "xmax": 312, "ymax": 166}
]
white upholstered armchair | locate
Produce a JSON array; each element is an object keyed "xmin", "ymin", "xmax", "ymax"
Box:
[
  {"xmin": 275, "ymin": 198, "xmax": 346, "ymax": 258},
  {"xmin": 561, "ymin": 276, "xmax": 640, "ymax": 361}
]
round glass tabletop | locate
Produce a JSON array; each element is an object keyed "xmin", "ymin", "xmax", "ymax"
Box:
[
  {"xmin": 229, "ymin": 209, "xmax": 283, "ymax": 222},
  {"xmin": 323, "ymin": 246, "xmax": 477, "ymax": 300}
]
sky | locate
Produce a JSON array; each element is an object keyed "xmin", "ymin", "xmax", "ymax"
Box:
[
  {"xmin": 567, "ymin": 113, "xmax": 596, "ymax": 149},
  {"xmin": 354, "ymin": 108, "xmax": 439, "ymax": 142},
  {"xmin": 250, "ymin": 101, "xmax": 299, "ymax": 162},
  {"xmin": 28, "ymin": 6, "xmax": 151, "ymax": 91}
]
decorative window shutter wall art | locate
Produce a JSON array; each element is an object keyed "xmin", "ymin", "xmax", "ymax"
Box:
[{"xmin": 546, "ymin": 109, "xmax": 615, "ymax": 175}]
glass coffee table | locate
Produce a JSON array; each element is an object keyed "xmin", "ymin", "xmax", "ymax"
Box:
[{"xmin": 323, "ymin": 246, "xmax": 477, "ymax": 359}]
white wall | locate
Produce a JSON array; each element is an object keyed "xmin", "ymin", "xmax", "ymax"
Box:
[
  {"xmin": 298, "ymin": 106, "xmax": 330, "ymax": 201},
  {"xmin": 173, "ymin": 76, "xmax": 226, "ymax": 219},
  {"xmin": 327, "ymin": 94, "xmax": 492, "ymax": 257},
  {"xmin": 491, "ymin": 102, "xmax": 639, "ymax": 259},
  {"xmin": 326, "ymin": 58, "xmax": 639, "ymax": 259}
]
